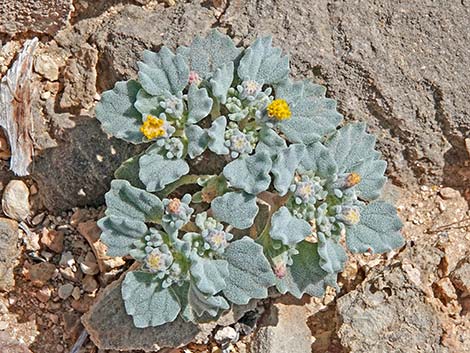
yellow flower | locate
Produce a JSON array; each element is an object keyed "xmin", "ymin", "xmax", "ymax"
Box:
[
  {"xmin": 267, "ymin": 99, "xmax": 292, "ymax": 121},
  {"xmin": 345, "ymin": 172, "xmax": 362, "ymax": 188},
  {"xmin": 140, "ymin": 115, "xmax": 166, "ymax": 140}
]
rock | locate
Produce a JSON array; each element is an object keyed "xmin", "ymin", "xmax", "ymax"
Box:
[
  {"xmin": 2, "ymin": 180, "xmax": 30, "ymax": 221},
  {"xmin": 30, "ymin": 212, "xmax": 46, "ymax": 226},
  {"xmin": 439, "ymin": 187, "xmax": 460, "ymax": 200},
  {"xmin": 221, "ymin": 0, "xmax": 470, "ymax": 187},
  {"xmin": 433, "ymin": 277, "xmax": 458, "ymax": 305},
  {"xmin": 58, "ymin": 283, "xmax": 74, "ymax": 299},
  {"xmin": 63, "ymin": 311, "xmax": 82, "ymax": 340},
  {"xmin": 77, "ymin": 221, "xmax": 125, "ymax": 273},
  {"xmin": 71, "ymin": 286, "xmax": 81, "ymax": 300},
  {"xmin": 0, "ymin": 0, "xmax": 73, "ymax": 35},
  {"xmin": 82, "ymin": 269, "xmax": 253, "ymax": 352},
  {"xmin": 59, "ymin": 251, "xmax": 75, "ymax": 268},
  {"xmin": 79, "ymin": 251, "xmax": 99, "ymax": 275},
  {"xmin": 82, "ymin": 275, "xmax": 98, "ymax": 293},
  {"xmin": 71, "ymin": 294, "xmax": 94, "ymax": 313},
  {"xmin": 40, "ymin": 228, "xmax": 64, "ymax": 253},
  {"xmin": 34, "ymin": 50, "xmax": 65, "ymax": 81},
  {"xmin": 0, "ymin": 218, "xmax": 20, "ymax": 291},
  {"xmin": 60, "ymin": 44, "xmax": 98, "ymax": 110},
  {"xmin": 214, "ymin": 326, "xmax": 238, "ymax": 345},
  {"xmin": 59, "ymin": 267, "xmax": 82, "ymax": 283},
  {"xmin": 32, "ymin": 116, "xmax": 141, "ymax": 212},
  {"xmin": 337, "ymin": 264, "xmax": 444, "ymax": 353},
  {"xmin": 61, "ymin": 0, "xmax": 468, "ymax": 188},
  {"xmin": 35, "ymin": 287, "xmax": 52, "ymax": 303},
  {"xmin": 21, "ymin": 229, "xmax": 40, "ymax": 252},
  {"xmin": 450, "ymin": 259, "xmax": 470, "ymax": 296},
  {"xmin": 0, "ymin": 332, "xmax": 32, "ymax": 353},
  {"xmin": 82, "ymin": 273, "xmax": 200, "ymax": 351},
  {"xmin": 250, "ymin": 297, "xmax": 312, "ymax": 353},
  {"xmin": 90, "ymin": 3, "xmax": 214, "ymax": 90},
  {"xmin": 29, "ymin": 262, "xmax": 56, "ymax": 287}
]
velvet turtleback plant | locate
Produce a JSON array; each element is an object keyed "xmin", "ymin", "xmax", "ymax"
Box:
[{"xmin": 95, "ymin": 30, "xmax": 404, "ymax": 328}]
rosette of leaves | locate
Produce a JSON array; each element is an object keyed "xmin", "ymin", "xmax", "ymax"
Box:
[
  {"xmin": 96, "ymin": 30, "xmax": 404, "ymax": 328},
  {"xmin": 98, "ymin": 180, "xmax": 275, "ymax": 327}
]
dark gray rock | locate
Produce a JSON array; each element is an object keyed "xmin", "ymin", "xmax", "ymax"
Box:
[
  {"xmin": 0, "ymin": 217, "xmax": 19, "ymax": 291},
  {"xmin": 82, "ymin": 270, "xmax": 258, "ymax": 352},
  {"xmin": 32, "ymin": 116, "xmax": 141, "ymax": 212},
  {"xmin": 40, "ymin": 0, "xmax": 470, "ymax": 212},
  {"xmin": 91, "ymin": 2, "xmax": 215, "ymax": 91},
  {"xmin": 82, "ymin": 273, "xmax": 199, "ymax": 352},
  {"xmin": 336, "ymin": 263, "xmax": 445, "ymax": 353},
  {"xmin": 67, "ymin": 0, "xmax": 469, "ymax": 189},
  {"xmin": 221, "ymin": 0, "xmax": 470, "ymax": 189}
]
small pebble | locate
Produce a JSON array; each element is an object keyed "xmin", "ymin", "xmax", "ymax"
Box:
[
  {"xmin": 72, "ymin": 286, "xmax": 81, "ymax": 300},
  {"xmin": 82, "ymin": 275, "xmax": 98, "ymax": 293},
  {"xmin": 2, "ymin": 180, "xmax": 30, "ymax": 221},
  {"xmin": 36, "ymin": 286, "xmax": 52, "ymax": 303},
  {"xmin": 214, "ymin": 326, "xmax": 238, "ymax": 344},
  {"xmin": 79, "ymin": 252, "xmax": 99, "ymax": 275},
  {"xmin": 59, "ymin": 252, "xmax": 75, "ymax": 268},
  {"xmin": 58, "ymin": 283, "xmax": 74, "ymax": 300},
  {"xmin": 439, "ymin": 187, "xmax": 460, "ymax": 200},
  {"xmin": 31, "ymin": 212, "xmax": 46, "ymax": 226}
]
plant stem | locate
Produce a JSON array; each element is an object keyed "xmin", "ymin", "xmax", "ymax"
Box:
[{"xmin": 157, "ymin": 174, "xmax": 213, "ymax": 198}]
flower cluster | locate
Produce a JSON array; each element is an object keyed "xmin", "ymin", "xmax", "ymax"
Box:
[
  {"xmin": 196, "ymin": 213, "xmax": 233, "ymax": 254},
  {"xmin": 140, "ymin": 115, "xmax": 175, "ymax": 140},
  {"xmin": 162, "ymin": 194, "xmax": 194, "ymax": 233}
]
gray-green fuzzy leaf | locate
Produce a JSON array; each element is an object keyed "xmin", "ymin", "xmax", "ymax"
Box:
[
  {"xmin": 255, "ymin": 127, "xmax": 287, "ymax": 157},
  {"xmin": 134, "ymin": 89, "xmax": 162, "ymax": 116},
  {"xmin": 211, "ymin": 191, "xmax": 259, "ymax": 229},
  {"xmin": 188, "ymin": 282, "xmax": 229, "ymax": 317},
  {"xmin": 139, "ymin": 152, "xmax": 189, "ymax": 192},
  {"xmin": 299, "ymin": 142, "xmax": 338, "ymax": 178},
  {"xmin": 210, "ymin": 62, "xmax": 234, "ymax": 104},
  {"xmin": 326, "ymin": 123, "xmax": 380, "ymax": 173},
  {"xmin": 122, "ymin": 272, "xmax": 180, "ymax": 328},
  {"xmin": 276, "ymin": 241, "xmax": 337, "ymax": 298},
  {"xmin": 223, "ymin": 237, "xmax": 276, "ymax": 305},
  {"xmin": 138, "ymin": 47, "xmax": 189, "ymax": 96},
  {"xmin": 317, "ymin": 233, "xmax": 348, "ymax": 274},
  {"xmin": 187, "ymin": 85, "xmax": 213, "ymax": 124},
  {"xmin": 353, "ymin": 159, "xmax": 387, "ymax": 201},
  {"xmin": 270, "ymin": 207, "xmax": 312, "ymax": 246},
  {"xmin": 271, "ymin": 144, "xmax": 305, "ymax": 195},
  {"xmin": 277, "ymin": 79, "xmax": 342, "ymax": 144},
  {"xmin": 223, "ymin": 151, "xmax": 272, "ymax": 194},
  {"xmin": 95, "ymin": 80, "xmax": 144, "ymax": 143},
  {"xmin": 207, "ymin": 116, "xmax": 229, "ymax": 155},
  {"xmin": 105, "ymin": 179, "xmax": 163, "ymax": 222},
  {"xmin": 177, "ymin": 29, "xmax": 242, "ymax": 79},
  {"xmin": 98, "ymin": 216, "xmax": 147, "ymax": 257},
  {"xmin": 114, "ymin": 153, "xmax": 146, "ymax": 189},
  {"xmin": 185, "ymin": 125, "xmax": 209, "ymax": 158},
  {"xmin": 347, "ymin": 201, "xmax": 404, "ymax": 254},
  {"xmin": 238, "ymin": 36, "xmax": 289, "ymax": 85},
  {"xmin": 190, "ymin": 256, "xmax": 229, "ymax": 295}
]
